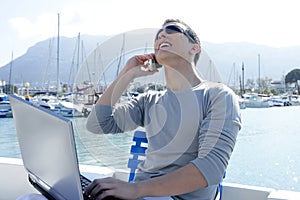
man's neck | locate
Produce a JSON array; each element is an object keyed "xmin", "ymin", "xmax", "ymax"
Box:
[{"xmin": 164, "ymin": 65, "xmax": 202, "ymax": 91}]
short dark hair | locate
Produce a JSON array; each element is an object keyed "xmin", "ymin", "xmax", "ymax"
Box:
[{"xmin": 162, "ymin": 19, "xmax": 201, "ymax": 65}]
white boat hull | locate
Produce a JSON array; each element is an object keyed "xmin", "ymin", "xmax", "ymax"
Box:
[{"xmin": 0, "ymin": 109, "xmax": 12, "ymax": 118}]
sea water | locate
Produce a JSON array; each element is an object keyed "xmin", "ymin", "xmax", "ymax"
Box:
[{"xmin": 1, "ymin": 106, "xmax": 299, "ymax": 192}]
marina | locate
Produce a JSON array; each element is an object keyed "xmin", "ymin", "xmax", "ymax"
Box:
[
  {"xmin": 1, "ymin": 105, "xmax": 300, "ymax": 194},
  {"xmin": 1, "ymin": 1, "xmax": 300, "ymax": 199},
  {"xmin": 0, "ymin": 15, "xmax": 299, "ymax": 199}
]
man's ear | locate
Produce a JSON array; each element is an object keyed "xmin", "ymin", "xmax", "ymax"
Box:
[
  {"xmin": 189, "ymin": 44, "xmax": 201, "ymax": 56},
  {"xmin": 192, "ymin": 44, "xmax": 201, "ymax": 54}
]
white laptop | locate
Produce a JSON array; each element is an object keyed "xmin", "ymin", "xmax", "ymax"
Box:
[{"xmin": 9, "ymin": 94, "xmax": 94, "ymax": 200}]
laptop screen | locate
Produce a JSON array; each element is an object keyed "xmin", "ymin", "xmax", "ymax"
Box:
[{"xmin": 10, "ymin": 95, "xmax": 84, "ymax": 200}]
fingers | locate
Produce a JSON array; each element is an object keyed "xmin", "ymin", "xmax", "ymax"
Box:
[
  {"xmin": 127, "ymin": 54, "xmax": 154, "ymax": 68},
  {"xmin": 85, "ymin": 178, "xmax": 106, "ymax": 198},
  {"xmin": 96, "ymin": 189, "xmax": 117, "ymax": 200},
  {"xmin": 135, "ymin": 54, "xmax": 154, "ymax": 63},
  {"xmin": 121, "ymin": 54, "xmax": 159, "ymax": 78},
  {"xmin": 84, "ymin": 178, "xmax": 120, "ymax": 200}
]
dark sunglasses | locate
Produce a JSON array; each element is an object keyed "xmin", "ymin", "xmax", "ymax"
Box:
[{"xmin": 155, "ymin": 24, "xmax": 196, "ymax": 43}]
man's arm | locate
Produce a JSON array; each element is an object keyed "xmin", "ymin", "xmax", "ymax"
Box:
[
  {"xmin": 86, "ymin": 54, "xmax": 157, "ymax": 134},
  {"xmin": 136, "ymin": 163, "xmax": 208, "ymax": 197},
  {"xmin": 85, "ymin": 163, "xmax": 207, "ymax": 199},
  {"xmin": 96, "ymin": 69, "xmax": 134, "ymax": 106},
  {"xmin": 96, "ymin": 54, "xmax": 157, "ymax": 107}
]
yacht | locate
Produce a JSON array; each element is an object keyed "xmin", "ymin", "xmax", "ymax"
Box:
[{"xmin": 0, "ymin": 93, "xmax": 12, "ymax": 118}]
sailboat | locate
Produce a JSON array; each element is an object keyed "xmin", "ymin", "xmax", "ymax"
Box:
[
  {"xmin": 31, "ymin": 14, "xmax": 87, "ymax": 117},
  {"xmin": 243, "ymin": 55, "xmax": 272, "ymax": 108},
  {"xmin": 0, "ymin": 93, "xmax": 12, "ymax": 118},
  {"xmin": 0, "ymin": 53, "xmax": 13, "ymax": 118},
  {"xmin": 243, "ymin": 93, "xmax": 271, "ymax": 108},
  {"xmin": 54, "ymin": 19, "xmax": 88, "ymax": 117}
]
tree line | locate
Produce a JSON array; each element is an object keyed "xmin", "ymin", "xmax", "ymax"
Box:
[{"xmin": 240, "ymin": 68, "xmax": 300, "ymax": 95}]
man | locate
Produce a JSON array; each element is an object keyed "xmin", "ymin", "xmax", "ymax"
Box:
[{"xmin": 85, "ymin": 19, "xmax": 241, "ymax": 200}]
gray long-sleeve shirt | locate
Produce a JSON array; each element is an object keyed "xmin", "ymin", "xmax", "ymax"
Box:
[{"xmin": 86, "ymin": 81, "xmax": 241, "ymax": 200}]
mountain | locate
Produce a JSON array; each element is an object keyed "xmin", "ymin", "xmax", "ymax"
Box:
[
  {"xmin": 0, "ymin": 35, "xmax": 300, "ymax": 87},
  {"xmin": 0, "ymin": 35, "xmax": 108, "ymax": 87},
  {"xmin": 204, "ymin": 42, "xmax": 300, "ymax": 85}
]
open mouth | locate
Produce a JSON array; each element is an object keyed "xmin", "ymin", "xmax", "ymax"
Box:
[{"xmin": 159, "ymin": 42, "xmax": 171, "ymax": 49}]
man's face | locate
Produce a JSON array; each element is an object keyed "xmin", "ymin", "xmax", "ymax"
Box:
[{"xmin": 154, "ymin": 22, "xmax": 196, "ymax": 65}]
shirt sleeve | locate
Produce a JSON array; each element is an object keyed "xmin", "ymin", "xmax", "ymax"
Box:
[
  {"xmin": 191, "ymin": 85, "xmax": 241, "ymax": 185},
  {"xmin": 86, "ymin": 95, "xmax": 145, "ymax": 134}
]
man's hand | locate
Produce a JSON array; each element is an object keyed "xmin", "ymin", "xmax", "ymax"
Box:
[
  {"xmin": 119, "ymin": 54, "xmax": 159, "ymax": 79},
  {"xmin": 95, "ymin": 54, "xmax": 159, "ymax": 106},
  {"xmin": 84, "ymin": 177, "xmax": 139, "ymax": 200}
]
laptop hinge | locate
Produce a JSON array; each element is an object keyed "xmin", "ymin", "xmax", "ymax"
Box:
[{"xmin": 28, "ymin": 174, "xmax": 64, "ymax": 200}]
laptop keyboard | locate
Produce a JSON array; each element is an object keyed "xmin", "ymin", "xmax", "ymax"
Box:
[
  {"xmin": 80, "ymin": 174, "xmax": 95, "ymax": 200},
  {"xmin": 80, "ymin": 175, "xmax": 122, "ymax": 200},
  {"xmin": 80, "ymin": 174, "xmax": 92, "ymax": 190}
]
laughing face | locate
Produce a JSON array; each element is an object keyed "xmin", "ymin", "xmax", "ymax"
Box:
[{"xmin": 154, "ymin": 22, "xmax": 199, "ymax": 67}]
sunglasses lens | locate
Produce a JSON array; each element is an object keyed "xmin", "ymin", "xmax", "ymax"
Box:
[
  {"xmin": 165, "ymin": 25, "xmax": 183, "ymax": 34},
  {"xmin": 155, "ymin": 25, "xmax": 195, "ymax": 43}
]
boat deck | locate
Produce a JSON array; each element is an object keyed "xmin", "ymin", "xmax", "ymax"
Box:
[{"xmin": 1, "ymin": 157, "xmax": 300, "ymax": 200}]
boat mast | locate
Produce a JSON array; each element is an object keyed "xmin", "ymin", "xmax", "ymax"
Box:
[
  {"xmin": 8, "ymin": 51, "xmax": 13, "ymax": 94},
  {"xmin": 56, "ymin": 13, "xmax": 60, "ymax": 95},
  {"xmin": 233, "ymin": 62, "xmax": 236, "ymax": 91},
  {"xmin": 116, "ymin": 33, "xmax": 125, "ymax": 77},
  {"xmin": 242, "ymin": 62, "xmax": 245, "ymax": 95},
  {"xmin": 75, "ymin": 32, "xmax": 80, "ymax": 92},
  {"xmin": 42, "ymin": 39, "xmax": 53, "ymax": 91},
  {"xmin": 258, "ymin": 54, "xmax": 261, "ymax": 93}
]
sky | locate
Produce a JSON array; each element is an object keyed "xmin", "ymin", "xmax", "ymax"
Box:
[{"xmin": 1, "ymin": 0, "xmax": 300, "ymax": 67}]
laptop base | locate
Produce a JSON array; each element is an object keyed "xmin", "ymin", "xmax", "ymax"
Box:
[{"xmin": 28, "ymin": 175, "xmax": 56, "ymax": 200}]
